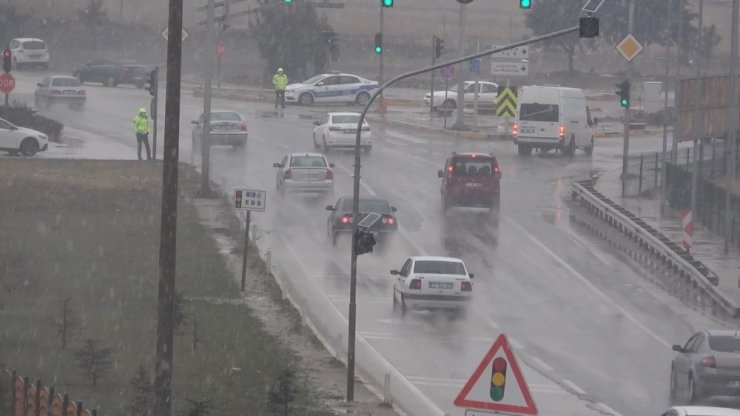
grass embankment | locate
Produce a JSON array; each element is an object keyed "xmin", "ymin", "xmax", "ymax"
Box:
[{"xmin": 0, "ymin": 160, "xmax": 329, "ymax": 415}]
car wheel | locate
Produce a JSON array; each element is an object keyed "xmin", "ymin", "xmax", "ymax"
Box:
[
  {"xmin": 331, "ymin": 228, "xmax": 337, "ymax": 246},
  {"xmin": 669, "ymin": 366, "xmax": 678, "ymax": 404},
  {"xmin": 400, "ymin": 293, "xmax": 407, "ymax": 316},
  {"xmin": 298, "ymin": 93, "xmax": 314, "ymax": 106},
  {"xmin": 688, "ymin": 374, "xmax": 699, "ymax": 404},
  {"xmin": 443, "ymin": 99, "xmax": 456, "ymax": 110},
  {"xmin": 585, "ymin": 137, "xmax": 594, "ymax": 156},
  {"xmin": 392, "ymin": 291, "xmax": 399, "ymax": 314},
  {"xmin": 322, "ymin": 137, "xmax": 329, "ymax": 152},
  {"xmin": 105, "ymin": 75, "xmax": 117, "ymax": 87},
  {"xmin": 356, "ymin": 91, "xmax": 371, "ymax": 106},
  {"xmin": 313, "ymin": 134, "xmax": 319, "ymax": 149},
  {"xmin": 517, "ymin": 145, "xmax": 532, "ymax": 156},
  {"xmin": 19, "ymin": 138, "xmax": 39, "ymax": 157}
]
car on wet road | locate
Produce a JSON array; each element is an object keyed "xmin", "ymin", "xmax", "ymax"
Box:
[
  {"xmin": 0, "ymin": 117, "xmax": 49, "ymax": 157},
  {"xmin": 325, "ymin": 196, "xmax": 397, "ymax": 246},
  {"xmin": 274, "ymin": 152, "xmax": 334, "ymax": 196},
  {"xmin": 438, "ymin": 152, "xmax": 502, "ymax": 215},
  {"xmin": 192, "ymin": 110, "xmax": 248, "ymax": 149},
  {"xmin": 34, "ymin": 75, "xmax": 86, "ymax": 109},
  {"xmin": 313, "ymin": 112, "xmax": 372, "ymax": 152}
]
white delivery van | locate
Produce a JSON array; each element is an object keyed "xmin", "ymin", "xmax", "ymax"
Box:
[{"xmin": 513, "ymin": 85, "xmax": 595, "ymax": 157}]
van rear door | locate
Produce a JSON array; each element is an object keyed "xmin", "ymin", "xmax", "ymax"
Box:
[{"xmin": 518, "ymin": 103, "xmax": 560, "ymax": 140}]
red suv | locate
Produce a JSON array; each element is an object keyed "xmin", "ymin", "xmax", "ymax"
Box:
[{"xmin": 437, "ymin": 152, "xmax": 502, "ymax": 213}]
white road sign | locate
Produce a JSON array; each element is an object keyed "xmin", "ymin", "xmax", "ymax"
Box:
[
  {"xmin": 491, "ymin": 60, "xmax": 529, "ymax": 77},
  {"xmin": 490, "ymin": 45, "xmax": 529, "ymax": 59},
  {"xmin": 161, "ymin": 27, "xmax": 190, "ymax": 42},
  {"xmin": 234, "ymin": 189, "xmax": 266, "ymax": 212}
]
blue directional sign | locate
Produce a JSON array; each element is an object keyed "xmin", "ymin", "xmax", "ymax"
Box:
[{"xmin": 469, "ymin": 58, "xmax": 481, "ymax": 75}]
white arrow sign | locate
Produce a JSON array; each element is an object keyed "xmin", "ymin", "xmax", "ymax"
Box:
[
  {"xmin": 490, "ymin": 45, "xmax": 529, "ymax": 59},
  {"xmin": 491, "ymin": 61, "xmax": 529, "ymax": 76}
]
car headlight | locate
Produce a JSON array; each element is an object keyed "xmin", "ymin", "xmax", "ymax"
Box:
[{"xmin": 39, "ymin": 134, "xmax": 48, "ymax": 141}]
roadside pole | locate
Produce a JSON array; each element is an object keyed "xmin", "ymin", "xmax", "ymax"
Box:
[
  {"xmin": 155, "ymin": 0, "xmax": 184, "ymax": 415},
  {"xmin": 345, "ymin": 23, "xmax": 588, "ymax": 402},
  {"xmin": 378, "ymin": 3, "xmax": 384, "ymax": 107},
  {"xmin": 199, "ymin": 0, "xmax": 216, "ymax": 197},
  {"xmin": 671, "ymin": 0, "xmax": 685, "ymax": 164},
  {"xmin": 430, "ymin": 36, "xmax": 436, "ymax": 117},
  {"xmin": 725, "ymin": 0, "xmax": 739, "ymax": 253},
  {"xmin": 661, "ymin": 0, "xmax": 673, "ymax": 213},
  {"xmin": 452, "ymin": 1, "xmax": 467, "ymax": 130},
  {"xmin": 690, "ymin": 0, "xmax": 704, "ymax": 223},
  {"xmin": 621, "ymin": 0, "xmax": 634, "ymax": 197},
  {"xmin": 473, "ymin": 41, "xmax": 480, "ymax": 128},
  {"xmin": 241, "ymin": 210, "xmax": 250, "ymax": 291}
]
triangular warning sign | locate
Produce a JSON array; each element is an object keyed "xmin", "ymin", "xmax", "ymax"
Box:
[{"xmin": 454, "ymin": 334, "xmax": 538, "ymax": 415}]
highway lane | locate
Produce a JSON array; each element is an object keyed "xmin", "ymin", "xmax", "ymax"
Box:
[{"xmin": 8, "ymin": 70, "xmax": 723, "ymax": 415}]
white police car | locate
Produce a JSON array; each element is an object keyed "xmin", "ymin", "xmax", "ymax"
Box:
[{"xmin": 285, "ymin": 72, "xmax": 378, "ymax": 106}]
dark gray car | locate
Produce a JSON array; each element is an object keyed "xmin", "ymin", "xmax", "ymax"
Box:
[{"xmin": 671, "ymin": 330, "xmax": 740, "ymax": 404}]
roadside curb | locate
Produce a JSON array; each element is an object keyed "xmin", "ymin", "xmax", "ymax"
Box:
[
  {"xmin": 593, "ymin": 127, "xmax": 662, "ymax": 138},
  {"xmin": 367, "ymin": 115, "xmax": 511, "ymax": 141}
]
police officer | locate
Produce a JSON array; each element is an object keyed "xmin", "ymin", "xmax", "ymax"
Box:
[
  {"xmin": 133, "ymin": 108, "xmax": 152, "ymax": 160},
  {"xmin": 272, "ymin": 67, "xmax": 288, "ymax": 110}
]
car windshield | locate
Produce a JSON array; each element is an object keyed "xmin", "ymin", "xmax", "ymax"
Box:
[
  {"xmin": 519, "ymin": 103, "xmax": 559, "ymax": 122},
  {"xmin": 211, "ymin": 112, "xmax": 241, "ymax": 121},
  {"xmin": 341, "ymin": 199, "xmax": 391, "ymax": 213},
  {"xmin": 51, "ymin": 78, "xmax": 81, "ymax": 87},
  {"xmin": 451, "ymin": 157, "xmax": 494, "ymax": 176},
  {"xmin": 413, "ymin": 260, "xmax": 466, "ymax": 275},
  {"xmin": 708, "ymin": 335, "xmax": 740, "ymax": 352},
  {"xmin": 290, "ymin": 156, "xmax": 326, "ymax": 167},
  {"xmin": 332, "ymin": 115, "xmax": 365, "ymax": 124},
  {"xmin": 22, "ymin": 41, "xmax": 45, "ymax": 50},
  {"xmin": 303, "ymin": 75, "xmax": 325, "ymax": 85}
]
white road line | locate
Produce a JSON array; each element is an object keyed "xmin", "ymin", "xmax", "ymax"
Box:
[
  {"xmin": 597, "ymin": 403, "xmax": 624, "ymax": 416},
  {"xmin": 562, "ymin": 379, "xmax": 587, "ymax": 395},
  {"xmin": 528, "ymin": 356, "xmax": 553, "ymax": 372},
  {"xmin": 508, "ymin": 336, "xmax": 524, "ymax": 350},
  {"xmin": 505, "ymin": 218, "xmax": 673, "ymax": 349}
]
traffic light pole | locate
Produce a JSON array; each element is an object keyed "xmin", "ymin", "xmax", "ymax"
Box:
[
  {"xmin": 621, "ymin": 0, "xmax": 634, "ymax": 197},
  {"xmin": 690, "ymin": 0, "xmax": 704, "ymax": 229},
  {"xmin": 661, "ymin": 0, "xmax": 673, "ymax": 213},
  {"xmin": 199, "ymin": 0, "xmax": 216, "ymax": 197},
  {"xmin": 378, "ymin": 4, "xmax": 384, "ymax": 105},
  {"xmin": 724, "ymin": 0, "xmax": 738, "ymax": 253},
  {"xmin": 345, "ymin": 24, "xmax": 582, "ymax": 403},
  {"xmin": 452, "ymin": 2, "xmax": 467, "ymax": 130},
  {"xmin": 430, "ymin": 39, "xmax": 435, "ymax": 116}
]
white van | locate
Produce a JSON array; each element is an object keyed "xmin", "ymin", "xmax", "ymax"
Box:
[{"xmin": 513, "ymin": 85, "xmax": 595, "ymax": 157}]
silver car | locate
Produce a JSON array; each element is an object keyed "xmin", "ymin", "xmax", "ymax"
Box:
[
  {"xmin": 34, "ymin": 76, "xmax": 86, "ymax": 109},
  {"xmin": 273, "ymin": 153, "xmax": 334, "ymax": 195},
  {"xmin": 671, "ymin": 330, "xmax": 740, "ymax": 404},
  {"xmin": 191, "ymin": 110, "xmax": 248, "ymax": 149}
]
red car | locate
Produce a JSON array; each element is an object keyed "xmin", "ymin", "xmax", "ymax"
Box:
[{"xmin": 437, "ymin": 152, "xmax": 502, "ymax": 214}]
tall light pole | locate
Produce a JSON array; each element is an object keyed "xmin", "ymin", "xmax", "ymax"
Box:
[
  {"xmin": 661, "ymin": 0, "xmax": 673, "ymax": 213},
  {"xmin": 621, "ymin": 0, "xmax": 634, "ymax": 197},
  {"xmin": 671, "ymin": 0, "xmax": 685, "ymax": 163},
  {"xmin": 199, "ymin": 0, "xmax": 216, "ymax": 197},
  {"xmin": 724, "ymin": 0, "xmax": 739, "ymax": 253},
  {"xmin": 452, "ymin": 1, "xmax": 468, "ymax": 130},
  {"xmin": 378, "ymin": 2, "xmax": 384, "ymax": 103},
  {"xmin": 690, "ymin": 0, "xmax": 704, "ymax": 224}
]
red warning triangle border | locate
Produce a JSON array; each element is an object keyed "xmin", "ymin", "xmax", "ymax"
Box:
[{"xmin": 453, "ymin": 334, "xmax": 538, "ymax": 415}]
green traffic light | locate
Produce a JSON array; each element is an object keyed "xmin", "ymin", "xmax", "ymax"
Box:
[
  {"xmin": 382, "ymin": 0, "xmax": 394, "ymax": 6},
  {"xmin": 520, "ymin": 0, "xmax": 531, "ymax": 8},
  {"xmin": 621, "ymin": 98, "xmax": 629, "ymax": 107},
  {"xmin": 374, "ymin": 46, "xmax": 382, "ymax": 54},
  {"xmin": 284, "ymin": 0, "xmax": 293, "ymax": 3}
]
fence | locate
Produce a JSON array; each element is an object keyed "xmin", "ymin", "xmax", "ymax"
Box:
[
  {"xmin": 0, "ymin": 367, "xmax": 97, "ymax": 416},
  {"xmin": 623, "ymin": 152, "xmax": 662, "ymax": 197}
]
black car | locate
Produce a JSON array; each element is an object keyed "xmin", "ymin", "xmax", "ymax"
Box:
[
  {"xmin": 326, "ymin": 196, "xmax": 398, "ymax": 246},
  {"xmin": 73, "ymin": 59, "xmax": 149, "ymax": 88}
]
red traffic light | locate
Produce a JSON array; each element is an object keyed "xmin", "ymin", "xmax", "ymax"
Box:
[
  {"xmin": 2, "ymin": 49, "xmax": 12, "ymax": 73},
  {"xmin": 2, "ymin": 50, "xmax": 10, "ymax": 58}
]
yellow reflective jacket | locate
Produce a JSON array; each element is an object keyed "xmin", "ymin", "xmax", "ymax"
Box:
[
  {"xmin": 273, "ymin": 73, "xmax": 288, "ymax": 91},
  {"xmin": 133, "ymin": 114, "xmax": 149, "ymax": 134}
]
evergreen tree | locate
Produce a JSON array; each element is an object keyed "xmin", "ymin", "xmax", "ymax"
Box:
[
  {"xmin": 126, "ymin": 365, "xmax": 155, "ymax": 416},
  {"xmin": 74, "ymin": 339, "xmax": 113, "ymax": 386}
]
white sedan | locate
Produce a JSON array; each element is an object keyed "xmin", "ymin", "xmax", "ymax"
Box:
[
  {"xmin": 660, "ymin": 407, "xmax": 740, "ymax": 416},
  {"xmin": 391, "ymin": 256, "xmax": 474, "ymax": 317},
  {"xmin": 424, "ymin": 80, "xmax": 499, "ymax": 110},
  {"xmin": 284, "ymin": 73, "xmax": 378, "ymax": 106},
  {"xmin": 273, "ymin": 153, "xmax": 335, "ymax": 195},
  {"xmin": 0, "ymin": 117, "xmax": 49, "ymax": 157},
  {"xmin": 312, "ymin": 112, "xmax": 372, "ymax": 152}
]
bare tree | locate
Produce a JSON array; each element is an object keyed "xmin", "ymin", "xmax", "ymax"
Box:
[
  {"xmin": 78, "ymin": 0, "xmax": 109, "ymax": 50},
  {"xmin": 268, "ymin": 368, "xmax": 296, "ymax": 416},
  {"xmin": 74, "ymin": 339, "xmax": 113, "ymax": 386},
  {"xmin": 57, "ymin": 298, "xmax": 78, "ymax": 350},
  {"xmin": 126, "ymin": 365, "xmax": 155, "ymax": 416}
]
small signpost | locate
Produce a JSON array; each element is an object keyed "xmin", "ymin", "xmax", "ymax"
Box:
[
  {"xmin": 234, "ymin": 189, "xmax": 266, "ymax": 291},
  {"xmin": 0, "ymin": 72, "xmax": 15, "ymax": 106},
  {"xmin": 682, "ymin": 209, "xmax": 693, "ymax": 253}
]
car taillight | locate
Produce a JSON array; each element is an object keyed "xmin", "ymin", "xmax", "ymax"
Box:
[
  {"xmin": 240, "ymin": 123, "xmax": 247, "ymax": 131},
  {"xmin": 341, "ymin": 214, "xmax": 352, "ymax": 224},
  {"xmin": 325, "ymin": 169, "xmax": 333, "ymax": 180},
  {"xmin": 283, "ymin": 169, "xmax": 292, "ymax": 179},
  {"xmin": 361, "ymin": 126, "xmax": 370, "ymax": 131},
  {"xmin": 329, "ymin": 126, "xmax": 342, "ymax": 131},
  {"xmin": 77, "ymin": 90, "xmax": 86, "ymax": 96},
  {"xmin": 461, "ymin": 281, "xmax": 472, "ymax": 292},
  {"xmin": 494, "ymin": 164, "xmax": 502, "ymax": 179},
  {"xmin": 410, "ymin": 279, "xmax": 422, "ymax": 290},
  {"xmin": 447, "ymin": 165, "xmax": 453, "ymax": 173},
  {"xmin": 382, "ymin": 215, "xmax": 395, "ymax": 225},
  {"xmin": 512, "ymin": 123, "xmax": 518, "ymax": 137},
  {"xmin": 700, "ymin": 356, "xmax": 716, "ymax": 368},
  {"xmin": 559, "ymin": 125, "xmax": 565, "ymax": 139},
  {"xmin": 51, "ymin": 89, "xmax": 61, "ymax": 95}
]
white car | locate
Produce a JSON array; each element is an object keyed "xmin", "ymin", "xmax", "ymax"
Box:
[
  {"xmin": 0, "ymin": 117, "xmax": 49, "ymax": 157},
  {"xmin": 34, "ymin": 76, "xmax": 86, "ymax": 109},
  {"xmin": 661, "ymin": 407, "xmax": 740, "ymax": 416},
  {"xmin": 8, "ymin": 38, "xmax": 50, "ymax": 69},
  {"xmin": 391, "ymin": 256, "xmax": 474, "ymax": 317},
  {"xmin": 285, "ymin": 73, "xmax": 378, "ymax": 106},
  {"xmin": 424, "ymin": 80, "xmax": 499, "ymax": 110},
  {"xmin": 191, "ymin": 110, "xmax": 248, "ymax": 149},
  {"xmin": 273, "ymin": 153, "xmax": 335, "ymax": 195},
  {"xmin": 312, "ymin": 112, "xmax": 372, "ymax": 152}
]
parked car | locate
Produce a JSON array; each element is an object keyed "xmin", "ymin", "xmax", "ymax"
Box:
[
  {"xmin": 273, "ymin": 153, "xmax": 334, "ymax": 196},
  {"xmin": 191, "ymin": 110, "xmax": 248, "ymax": 149},
  {"xmin": 325, "ymin": 196, "xmax": 397, "ymax": 246},
  {"xmin": 424, "ymin": 81, "xmax": 498, "ymax": 111},
  {"xmin": 670, "ymin": 330, "xmax": 740, "ymax": 404},
  {"xmin": 8, "ymin": 38, "xmax": 50, "ymax": 69},
  {"xmin": 284, "ymin": 72, "xmax": 378, "ymax": 106},
  {"xmin": 34, "ymin": 76, "xmax": 86, "ymax": 109},
  {"xmin": 438, "ymin": 152, "xmax": 502, "ymax": 215},
  {"xmin": 661, "ymin": 406, "xmax": 740, "ymax": 416},
  {"xmin": 313, "ymin": 112, "xmax": 372, "ymax": 152},
  {"xmin": 73, "ymin": 59, "xmax": 149, "ymax": 88},
  {"xmin": 0, "ymin": 117, "xmax": 49, "ymax": 157}
]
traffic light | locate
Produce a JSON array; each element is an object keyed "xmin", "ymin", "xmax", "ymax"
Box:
[
  {"xmin": 382, "ymin": 0, "xmax": 393, "ymax": 6},
  {"xmin": 434, "ymin": 36, "xmax": 444, "ymax": 59},
  {"xmin": 616, "ymin": 80, "xmax": 630, "ymax": 108},
  {"xmin": 519, "ymin": 0, "xmax": 531, "ymax": 8},
  {"xmin": 235, "ymin": 191, "xmax": 243, "ymax": 209},
  {"xmin": 146, "ymin": 67, "xmax": 159, "ymax": 98},
  {"xmin": 283, "ymin": 0, "xmax": 293, "ymax": 3},
  {"xmin": 2, "ymin": 49, "xmax": 11, "ymax": 73},
  {"xmin": 490, "ymin": 357, "xmax": 507, "ymax": 401},
  {"xmin": 374, "ymin": 32, "xmax": 383, "ymax": 54},
  {"xmin": 355, "ymin": 230, "xmax": 376, "ymax": 255}
]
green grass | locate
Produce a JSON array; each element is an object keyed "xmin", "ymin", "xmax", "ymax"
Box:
[{"xmin": 0, "ymin": 160, "xmax": 331, "ymax": 415}]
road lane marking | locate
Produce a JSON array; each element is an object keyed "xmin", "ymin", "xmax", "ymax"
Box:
[
  {"xmin": 596, "ymin": 403, "xmax": 624, "ymax": 416},
  {"xmin": 506, "ymin": 218, "xmax": 673, "ymax": 349},
  {"xmin": 528, "ymin": 356, "xmax": 553, "ymax": 372},
  {"xmin": 563, "ymin": 379, "xmax": 587, "ymax": 395}
]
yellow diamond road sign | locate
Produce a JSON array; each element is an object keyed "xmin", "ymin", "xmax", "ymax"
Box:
[
  {"xmin": 616, "ymin": 34, "xmax": 643, "ymax": 62},
  {"xmin": 161, "ymin": 27, "xmax": 190, "ymax": 42}
]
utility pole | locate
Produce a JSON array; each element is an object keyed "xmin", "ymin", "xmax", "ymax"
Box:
[
  {"xmin": 378, "ymin": 3, "xmax": 384, "ymax": 104},
  {"xmin": 725, "ymin": 0, "xmax": 739, "ymax": 253},
  {"xmin": 452, "ymin": 1, "xmax": 467, "ymax": 130},
  {"xmin": 671, "ymin": 0, "xmax": 685, "ymax": 163},
  {"xmin": 199, "ymin": 0, "xmax": 216, "ymax": 197},
  {"xmin": 430, "ymin": 35, "xmax": 436, "ymax": 116},
  {"xmin": 154, "ymin": 0, "xmax": 184, "ymax": 415},
  {"xmin": 661, "ymin": 0, "xmax": 673, "ymax": 213},
  {"xmin": 621, "ymin": 0, "xmax": 634, "ymax": 197},
  {"xmin": 691, "ymin": 0, "xmax": 704, "ymax": 222}
]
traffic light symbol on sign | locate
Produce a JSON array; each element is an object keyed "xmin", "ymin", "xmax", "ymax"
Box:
[
  {"xmin": 520, "ymin": 0, "xmax": 532, "ymax": 8},
  {"xmin": 382, "ymin": 0, "xmax": 394, "ymax": 7},
  {"xmin": 374, "ymin": 32, "xmax": 383, "ymax": 54},
  {"xmin": 434, "ymin": 36, "xmax": 444, "ymax": 59},
  {"xmin": 616, "ymin": 80, "xmax": 630, "ymax": 108},
  {"xmin": 490, "ymin": 357, "xmax": 507, "ymax": 401},
  {"xmin": 2, "ymin": 49, "xmax": 11, "ymax": 73},
  {"xmin": 235, "ymin": 191, "xmax": 243, "ymax": 209}
]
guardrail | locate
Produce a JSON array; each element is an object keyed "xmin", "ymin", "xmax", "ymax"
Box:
[{"xmin": 570, "ymin": 180, "xmax": 739, "ymax": 319}]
